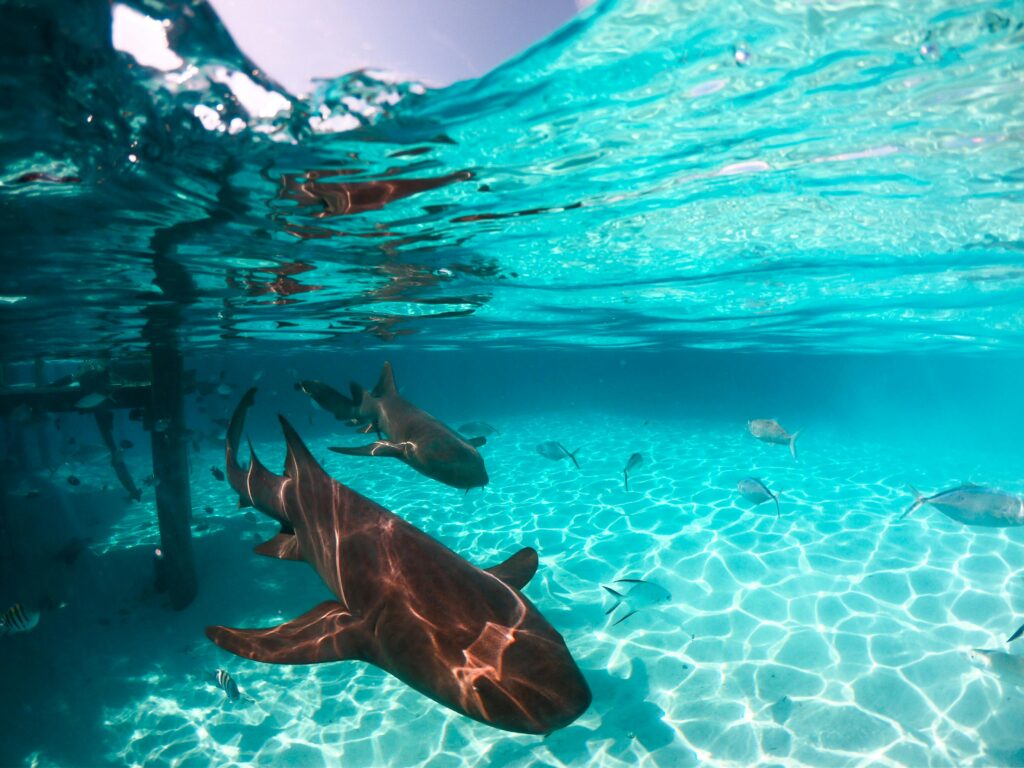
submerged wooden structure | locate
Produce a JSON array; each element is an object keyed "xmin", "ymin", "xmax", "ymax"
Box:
[{"xmin": 0, "ymin": 355, "xmax": 198, "ymax": 610}]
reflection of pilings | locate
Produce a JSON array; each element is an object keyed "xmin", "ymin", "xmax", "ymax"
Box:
[{"xmin": 147, "ymin": 345, "xmax": 196, "ymax": 609}]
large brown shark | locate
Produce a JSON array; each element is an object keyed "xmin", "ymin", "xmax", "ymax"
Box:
[
  {"xmin": 298, "ymin": 362, "xmax": 488, "ymax": 489},
  {"xmin": 207, "ymin": 389, "xmax": 591, "ymax": 734}
]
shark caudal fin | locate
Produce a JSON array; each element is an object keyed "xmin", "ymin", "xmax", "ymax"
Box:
[
  {"xmin": 226, "ymin": 390, "xmax": 290, "ymax": 523},
  {"xmin": 372, "ymin": 361, "xmax": 398, "ymax": 398},
  {"xmin": 227, "ymin": 388, "xmax": 257, "ymax": 469},
  {"xmin": 226, "ymin": 389, "xmax": 257, "ymax": 505},
  {"xmin": 789, "ymin": 431, "xmax": 801, "ymax": 461},
  {"xmin": 771, "ymin": 492, "xmax": 780, "ymax": 519},
  {"xmin": 899, "ymin": 485, "xmax": 927, "ymax": 520},
  {"xmin": 297, "ymin": 381, "xmax": 356, "ymax": 422}
]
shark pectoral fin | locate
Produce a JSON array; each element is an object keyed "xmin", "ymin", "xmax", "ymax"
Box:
[
  {"xmin": 206, "ymin": 601, "xmax": 364, "ymax": 664},
  {"xmin": 254, "ymin": 532, "xmax": 303, "ymax": 561},
  {"xmin": 484, "ymin": 547, "xmax": 539, "ymax": 590},
  {"xmin": 329, "ymin": 441, "xmax": 405, "ymax": 459},
  {"xmin": 467, "ymin": 436, "xmax": 487, "ymax": 448}
]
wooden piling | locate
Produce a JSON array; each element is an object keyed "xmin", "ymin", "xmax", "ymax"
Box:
[{"xmin": 147, "ymin": 345, "xmax": 197, "ymax": 609}]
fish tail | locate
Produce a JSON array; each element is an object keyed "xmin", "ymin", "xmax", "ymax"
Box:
[
  {"xmin": 567, "ymin": 447, "xmax": 581, "ymax": 470},
  {"xmin": 623, "ymin": 471, "xmax": 629, "ymax": 491},
  {"xmin": 612, "ymin": 609, "xmax": 638, "ymax": 627},
  {"xmin": 899, "ymin": 484, "xmax": 926, "ymax": 520},
  {"xmin": 772, "ymin": 492, "xmax": 780, "ymax": 519},
  {"xmin": 789, "ymin": 431, "xmax": 800, "ymax": 461},
  {"xmin": 602, "ymin": 585, "xmax": 624, "ymax": 614},
  {"xmin": 1008, "ymin": 621, "xmax": 1024, "ymax": 643}
]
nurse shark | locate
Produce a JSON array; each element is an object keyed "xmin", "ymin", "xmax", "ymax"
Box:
[
  {"xmin": 298, "ymin": 362, "xmax": 488, "ymax": 489},
  {"xmin": 207, "ymin": 389, "xmax": 591, "ymax": 734}
]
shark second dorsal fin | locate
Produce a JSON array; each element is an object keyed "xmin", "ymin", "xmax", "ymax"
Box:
[
  {"xmin": 206, "ymin": 601, "xmax": 365, "ymax": 664},
  {"xmin": 372, "ymin": 362, "xmax": 398, "ymax": 398},
  {"xmin": 254, "ymin": 531, "xmax": 303, "ymax": 561},
  {"xmin": 484, "ymin": 547, "xmax": 539, "ymax": 590}
]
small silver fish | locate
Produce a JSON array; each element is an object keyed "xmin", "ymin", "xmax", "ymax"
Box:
[
  {"xmin": 602, "ymin": 578, "xmax": 671, "ymax": 626},
  {"xmin": 737, "ymin": 477, "xmax": 780, "ymax": 519},
  {"xmin": 623, "ymin": 452, "xmax": 643, "ymax": 491},
  {"xmin": 747, "ymin": 419, "xmax": 800, "ymax": 461},
  {"xmin": 901, "ymin": 484, "xmax": 1024, "ymax": 527},
  {"xmin": 536, "ymin": 441, "xmax": 580, "ymax": 469},
  {"xmin": 74, "ymin": 393, "xmax": 107, "ymax": 410},
  {"xmin": 0, "ymin": 603, "xmax": 40, "ymax": 635}
]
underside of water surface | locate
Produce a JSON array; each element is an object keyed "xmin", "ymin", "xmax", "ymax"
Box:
[{"xmin": 2, "ymin": 0, "xmax": 1024, "ymax": 766}]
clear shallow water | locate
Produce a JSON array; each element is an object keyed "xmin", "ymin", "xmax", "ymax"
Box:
[
  {"xmin": 3, "ymin": 0, "xmax": 1024, "ymax": 766},
  {"xmin": 4, "ymin": 382, "xmax": 1024, "ymax": 767}
]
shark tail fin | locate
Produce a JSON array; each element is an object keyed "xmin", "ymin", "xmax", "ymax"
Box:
[
  {"xmin": 900, "ymin": 484, "xmax": 926, "ymax": 520},
  {"xmin": 789, "ymin": 431, "xmax": 800, "ymax": 461},
  {"xmin": 772, "ymin": 492, "xmax": 780, "ymax": 519},
  {"xmin": 299, "ymin": 381, "xmax": 356, "ymax": 422},
  {"xmin": 372, "ymin": 362, "xmax": 398, "ymax": 398},
  {"xmin": 602, "ymin": 585, "xmax": 624, "ymax": 615},
  {"xmin": 227, "ymin": 388, "xmax": 257, "ymax": 471},
  {"xmin": 624, "ymin": 471, "xmax": 629, "ymax": 491}
]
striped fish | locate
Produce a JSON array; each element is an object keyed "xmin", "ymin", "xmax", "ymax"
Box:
[
  {"xmin": 212, "ymin": 668, "xmax": 243, "ymax": 702},
  {"xmin": 0, "ymin": 603, "xmax": 39, "ymax": 635}
]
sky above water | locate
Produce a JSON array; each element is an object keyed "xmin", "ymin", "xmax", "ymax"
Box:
[{"xmin": 207, "ymin": 0, "xmax": 585, "ymax": 93}]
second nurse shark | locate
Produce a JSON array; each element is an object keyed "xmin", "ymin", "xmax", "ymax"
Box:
[{"xmin": 298, "ymin": 362, "xmax": 488, "ymax": 490}]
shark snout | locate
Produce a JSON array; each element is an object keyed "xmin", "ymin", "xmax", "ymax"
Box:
[
  {"xmin": 468, "ymin": 630, "xmax": 591, "ymax": 734},
  {"xmin": 414, "ymin": 444, "xmax": 489, "ymax": 489},
  {"xmin": 472, "ymin": 666, "xmax": 591, "ymax": 734}
]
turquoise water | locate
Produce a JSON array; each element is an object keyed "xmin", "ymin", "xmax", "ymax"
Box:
[{"xmin": 3, "ymin": 0, "xmax": 1024, "ymax": 766}]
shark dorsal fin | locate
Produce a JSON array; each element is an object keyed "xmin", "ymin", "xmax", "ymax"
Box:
[
  {"xmin": 484, "ymin": 547, "xmax": 538, "ymax": 590},
  {"xmin": 278, "ymin": 415, "xmax": 322, "ymax": 479},
  {"xmin": 372, "ymin": 362, "xmax": 398, "ymax": 398}
]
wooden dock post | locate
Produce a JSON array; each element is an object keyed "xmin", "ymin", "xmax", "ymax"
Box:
[{"xmin": 147, "ymin": 345, "xmax": 197, "ymax": 609}]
